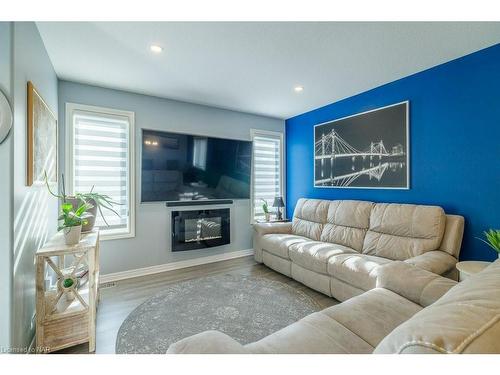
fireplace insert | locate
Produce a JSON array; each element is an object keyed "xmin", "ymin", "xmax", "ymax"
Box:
[{"xmin": 171, "ymin": 208, "xmax": 230, "ymax": 251}]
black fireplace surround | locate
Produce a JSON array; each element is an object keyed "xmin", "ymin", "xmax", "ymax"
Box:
[{"xmin": 171, "ymin": 208, "xmax": 230, "ymax": 251}]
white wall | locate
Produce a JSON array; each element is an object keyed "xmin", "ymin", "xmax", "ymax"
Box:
[
  {"xmin": 0, "ymin": 21, "xmax": 13, "ymax": 352},
  {"xmin": 11, "ymin": 22, "xmax": 59, "ymax": 349},
  {"xmin": 58, "ymin": 81, "xmax": 284, "ymax": 275}
]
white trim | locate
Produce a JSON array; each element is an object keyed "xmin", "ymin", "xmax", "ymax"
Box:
[
  {"xmin": 65, "ymin": 102, "xmax": 136, "ymax": 240},
  {"xmin": 100, "ymin": 248, "xmax": 254, "ymax": 284},
  {"xmin": 313, "ymin": 101, "xmax": 410, "ymax": 190},
  {"xmin": 250, "ymin": 128, "xmax": 285, "ymax": 223}
]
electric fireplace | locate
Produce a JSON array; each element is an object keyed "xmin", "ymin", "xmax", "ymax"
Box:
[{"xmin": 171, "ymin": 208, "xmax": 230, "ymax": 251}]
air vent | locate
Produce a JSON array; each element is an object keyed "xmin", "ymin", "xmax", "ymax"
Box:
[{"xmin": 100, "ymin": 281, "xmax": 117, "ymax": 289}]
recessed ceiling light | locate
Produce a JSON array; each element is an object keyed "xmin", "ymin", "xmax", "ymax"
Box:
[
  {"xmin": 150, "ymin": 45, "xmax": 163, "ymax": 54},
  {"xmin": 294, "ymin": 86, "xmax": 304, "ymax": 93}
]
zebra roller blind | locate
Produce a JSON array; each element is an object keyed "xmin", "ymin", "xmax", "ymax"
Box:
[
  {"xmin": 71, "ymin": 108, "xmax": 132, "ymax": 236},
  {"xmin": 252, "ymin": 131, "xmax": 283, "ymax": 221}
]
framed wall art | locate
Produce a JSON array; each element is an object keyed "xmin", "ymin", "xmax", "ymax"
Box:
[
  {"xmin": 314, "ymin": 101, "xmax": 409, "ymax": 189},
  {"xmin": 27, "ymin": 81, "xmax": 58, "ymax": 186}
]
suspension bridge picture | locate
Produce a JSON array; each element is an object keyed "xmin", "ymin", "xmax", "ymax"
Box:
[{"xmin": 314, "ymin": 101, "xmax": 409, "ymax": 189}]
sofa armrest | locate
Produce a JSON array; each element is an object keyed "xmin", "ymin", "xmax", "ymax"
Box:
[
  {"xmin": 376, "ymin": 261, "xmax": 457, "ymax": 307},
  {"xmin": 253, "ymin": 222, "xmax": 292, "ymax": 236},
  {"xmin": 404, "ymin": 250, "xmax": 457, "ymax": 276},
  {"xmin": 166, "ymin": 330, "xmax": 247, "ymax": 354}
]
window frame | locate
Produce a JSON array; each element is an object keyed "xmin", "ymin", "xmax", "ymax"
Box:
[
  {"xmin": 65, "ymin": 102, "xmax": 136, "ymax": 241},
  {"xmin": 250, "ymin": 128, "xmax": 285, "ymax": 224}
]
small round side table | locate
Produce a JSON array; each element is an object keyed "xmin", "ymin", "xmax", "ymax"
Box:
[{"xmin": 456, "ymin": 261, "xmax": 491, "ymax": 281}]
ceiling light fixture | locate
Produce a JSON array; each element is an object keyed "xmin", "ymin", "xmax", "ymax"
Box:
[
  {"xmin": 150, "ymin": 45, "xmax": 163, "ymax": 54},
  {"xmin": 294, "ymin": 86, "xmax": 304, "ymax": 93}
]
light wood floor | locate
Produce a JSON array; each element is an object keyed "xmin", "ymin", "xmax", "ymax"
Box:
[{"xmin": 55, "ymin": 256, "xmax": 338, "ymax": 354}]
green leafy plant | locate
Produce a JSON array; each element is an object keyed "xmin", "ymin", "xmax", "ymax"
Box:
[
  {"xmin": 261, "ymin": 199, "xmax": 269, "ymax": 214},
  {"xmin": 63, "ymin": 278, "xmax": 74, "ymax": 288},
  {"xmin": 477, "ymin": 229, "xmax": 500, "ymax": 254},
  {"xmin": 75, "ymin": 188, "xmax": 121, "ymax": 226},
  {"xmin": 45, "ymin": 171, "xmax": 120, "ymax": 227},
  {"xmin": 58, "ymin": 201, "xmax": 93, "ymax": 231},
  {"xmin": 44, "ymin": 172, "xmax": 94, "ymax": 231}
]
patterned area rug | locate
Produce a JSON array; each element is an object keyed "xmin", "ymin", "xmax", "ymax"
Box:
[{"xmin": 115, "ymin": 274, "xmax": 320, "ymax": 353}]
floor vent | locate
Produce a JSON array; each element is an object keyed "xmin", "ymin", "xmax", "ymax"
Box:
[{"xmin": 100, "ymin": 281, "xmax": 117, "ymax": 289}]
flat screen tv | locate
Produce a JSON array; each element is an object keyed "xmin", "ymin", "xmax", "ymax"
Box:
[{"xmin": 141, "ymin": 129, "xmax": 252, "ymax": 202}]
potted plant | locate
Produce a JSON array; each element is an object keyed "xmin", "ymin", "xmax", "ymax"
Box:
[
  {"xmin": 72, "ymin": 188, "xmax": 121, "ymax": 232},
  {"xmin": 58, "ymin": 200, "xmax": 93, "ymax": 245},
  {"xmin": 60, "ymin": 276, "xmax": 77, "ymax": 301},
  {"xmin": 45, "ymin": 171, "xmax": 121, "ymax": 232},
  {"xmin": 478, "ymin": 229, "xmax": 500, "ymax": 258},
  {"xmin": 261, "ymin": 199, "xmax": 271, "ymax": 222},
  {"xmin": 45, "ymin": 172, "xmax": 93, "ymax": 244}
]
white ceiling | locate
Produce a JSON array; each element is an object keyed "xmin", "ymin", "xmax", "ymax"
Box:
[{"xmin": 37, "ymin": 22, "xmax": 500, "ymax": 119}]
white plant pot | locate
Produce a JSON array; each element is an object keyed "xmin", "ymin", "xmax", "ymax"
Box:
[
  {"xmin": 64, "ymin": 225, "xmax": 82, "ymax": 245},
  {"xmin": 264, "ymin": 212, "xmax": 271, "ymax": 222}
]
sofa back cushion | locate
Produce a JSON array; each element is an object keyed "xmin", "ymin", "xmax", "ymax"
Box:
[
  {"xmin": 362, "ymin": 203, "xmax": 446, "ymax": 260},
  {"xmin": 320, "ymin": 200, "xmax": 373, "ymax": 252},
  {"xmin": 292, "ymin": 198, "xmax": 329, "ymax": 241},
  {"xmin": 374, "ymin": 259, "xmax": 500, "ymax": 354}
]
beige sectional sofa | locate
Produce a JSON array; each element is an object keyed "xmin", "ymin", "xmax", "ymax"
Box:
[
  {"xmin": 167, "ymin": 259, "xmax": 500, "ymax": 354},
  {"xmin": 253, "ymin": 198, "xmax": 464, "ymax": 301}
]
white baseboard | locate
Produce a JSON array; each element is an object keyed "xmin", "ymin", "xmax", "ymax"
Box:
[{"xmin": 100, "ymin": 248, "xmax": 254, "ymax": 284}]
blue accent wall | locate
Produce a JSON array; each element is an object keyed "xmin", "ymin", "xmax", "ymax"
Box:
[{"xmin": 285, "ymin": 44, "xmax": 500, "ymax": 262}]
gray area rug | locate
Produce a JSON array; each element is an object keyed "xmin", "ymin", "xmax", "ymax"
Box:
[{"xmin": 115, "ymin": 274, "xmax": 320, "ymax": 353}]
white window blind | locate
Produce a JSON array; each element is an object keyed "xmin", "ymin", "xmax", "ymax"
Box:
[
  {"xmin": 251, "ymin": 131, "xmax": 283, "ymax": 221},
  {"xmin": 193, "ymin": 137, "xmax": 208, "ymax": 170},
  {"xmin": 67, "ymin": 104, "xmax": 135, "ymax": 239}
]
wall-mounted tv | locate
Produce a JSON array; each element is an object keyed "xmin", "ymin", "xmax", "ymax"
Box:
[{"xmin": 141, "ymin": 129, "xmax": 252, "ymax": 202}]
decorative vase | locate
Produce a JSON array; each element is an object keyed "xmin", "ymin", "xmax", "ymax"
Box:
[
  {"xmin": 265, "ymin": 212, "xmax": 271, "ymax": 222},
  {"xmin": 67, "ymin": 197, "xmax": 97, "ymax": 232},
  {"xmin": 64, "ymin": 225, "xmax": 82, "ymax": 245}
]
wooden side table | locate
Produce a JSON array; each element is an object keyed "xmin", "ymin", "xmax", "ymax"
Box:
[
  {"xmin": 35, "ymin": 230, "xmax": 100, "ymax": 353},
  {"xmin": 456, "ymin": 261, "xmax": 491, "ymax": 281}
]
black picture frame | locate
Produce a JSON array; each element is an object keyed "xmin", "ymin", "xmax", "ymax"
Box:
[{"xmin": 314, "ymin": 101, "xmax": 409, "ymax": 189}]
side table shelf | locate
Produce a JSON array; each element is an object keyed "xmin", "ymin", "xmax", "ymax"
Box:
[
  {"xmin": 35, "ymin": 230, "xmax": 100, "ymax": 353},
  {"xmin": 456, "ymin": 260, "xmax": 491, "ymax": 282}
]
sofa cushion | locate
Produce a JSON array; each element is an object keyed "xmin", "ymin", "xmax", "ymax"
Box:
[
  {"xmin": 320, "ymin": 200, "xmax": 372, "ymax": 251},
  {"xmin": 362, "ymin": 203, "xmax": 446, "ymax": 260},
  {"xmin": 374, "ymin": 259, "xmax": 500, "ymax": 354},
  {"xmin": 292, "ymin": 198, "xmax": 330, "ymax": 240},
  {"xmin": 289, "ymin": 241, "xmax": 356, "ymax": 274},
  {"xmin": 246, "ymin": 310, "xmax": 374, "ymax": 354},
  {"xmin": 323, "ymin": 288, "xmax": 422, "ymax": 347},
  {"xmin": 327, "ymin": 253, "xmax": 392, "ymax": 291},
  {"xmin": 167, "ymin": 331, "xmax": 247, "ymax": 354},
  {"xmin": 376, "ymin": 261, "xmax": 457, "ymax": 307},
  {"xmin": 260, "ymin": 233, "xmax": 309, "ymax": 259},
  {"xmin": 403, "ymin": 250, "xmax": 457, "ymax": 276}
]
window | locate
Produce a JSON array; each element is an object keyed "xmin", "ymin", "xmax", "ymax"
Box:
[
  {"xmin": 251, "ymin": 129, "xmax": 284, "ymax": 222},
  {"xmin": 192, "ymin": 137, "xmax": 207, "ymax": 170},
  {"xmin": 66, "ymin": 103, "xmax": 135, "ymax": 239}
]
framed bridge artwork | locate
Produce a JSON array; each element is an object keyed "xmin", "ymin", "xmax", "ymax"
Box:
[{"xmin": 314, "ymin": 101, "xmax": 409, "ymax": 189}]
